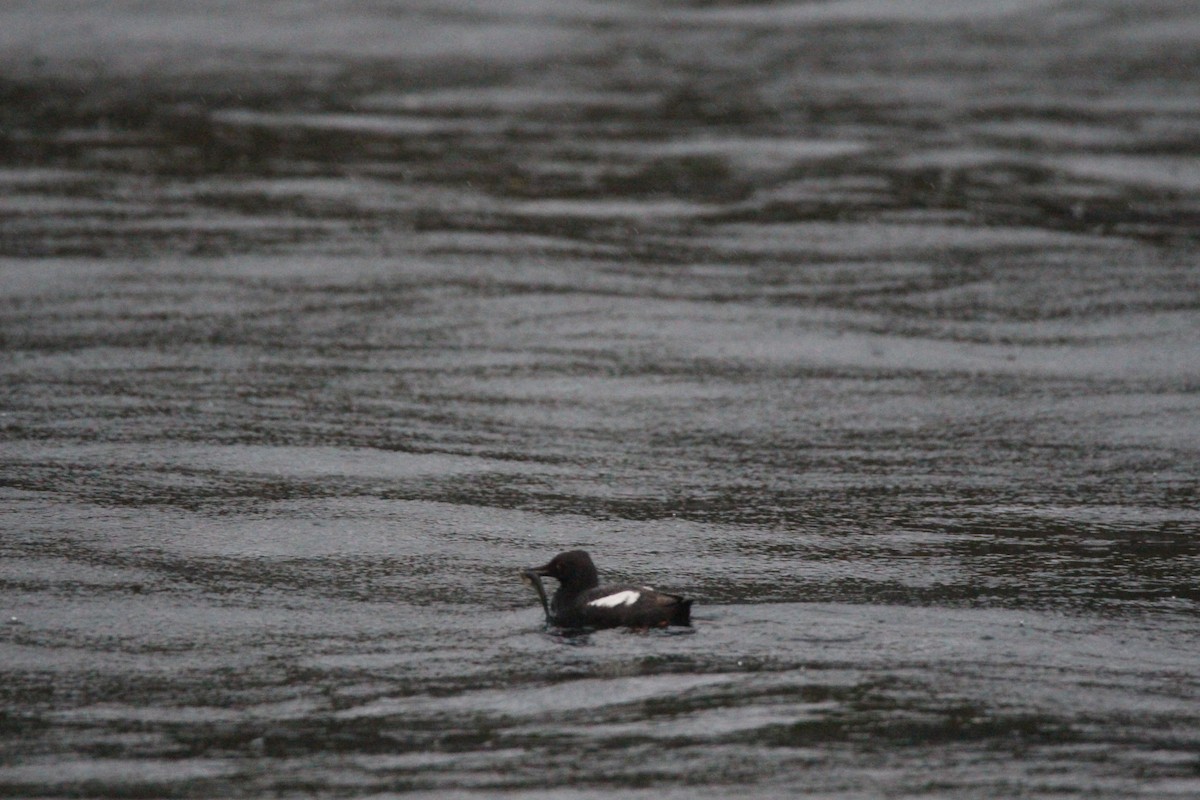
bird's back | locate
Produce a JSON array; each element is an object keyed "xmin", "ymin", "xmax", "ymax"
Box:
[{"xmin": 558, "ymin": 584, "xmax": 692, "ymax": 629}]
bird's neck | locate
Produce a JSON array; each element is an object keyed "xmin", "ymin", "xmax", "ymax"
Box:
[{"xmin": 552, "ymin": 585, "xmax": 580, "ymax": 611}]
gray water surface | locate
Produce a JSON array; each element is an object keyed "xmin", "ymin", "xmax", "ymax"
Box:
[{"xmin": 2, "ymin": 1, "xmax": 1199, "ymax": 797}]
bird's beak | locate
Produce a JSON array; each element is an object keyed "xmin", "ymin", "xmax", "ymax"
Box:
[{"xmin": 525, "ymin": 562, "xmax": 553, "ymax": 579}]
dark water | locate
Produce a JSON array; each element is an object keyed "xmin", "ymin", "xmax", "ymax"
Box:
[{"xmin": 2, "ymin": 1, "xmax": 1199, "ymax": 796}]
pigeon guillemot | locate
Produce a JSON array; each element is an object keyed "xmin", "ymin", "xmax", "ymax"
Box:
[{"xmin": 523, "ymin": 550, "xmax": 693, "ymax": 629}]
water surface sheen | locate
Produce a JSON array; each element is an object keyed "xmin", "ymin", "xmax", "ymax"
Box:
[{"xmin": 1, "ymin": 1, "xmax": 1199, "ymax": 797}]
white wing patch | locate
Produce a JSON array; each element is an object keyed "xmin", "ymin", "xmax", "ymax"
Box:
[{"xmin": 588, "ymin": 590, "xmax": 641, "ymax": 608}]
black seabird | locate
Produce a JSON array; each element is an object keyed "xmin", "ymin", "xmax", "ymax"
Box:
[{"xmin": 523, "ymin": 550, "xmax": 693, "ymax": 630}]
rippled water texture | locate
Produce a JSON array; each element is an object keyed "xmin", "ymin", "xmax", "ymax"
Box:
[{"xmin": 2, "ymin": 1, "xmax": 1199, "ymax": 797}]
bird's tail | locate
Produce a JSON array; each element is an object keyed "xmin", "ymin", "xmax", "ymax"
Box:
[{"xmin": 671, "ymin": 598, "xmax": 693, "ymax": 627}]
